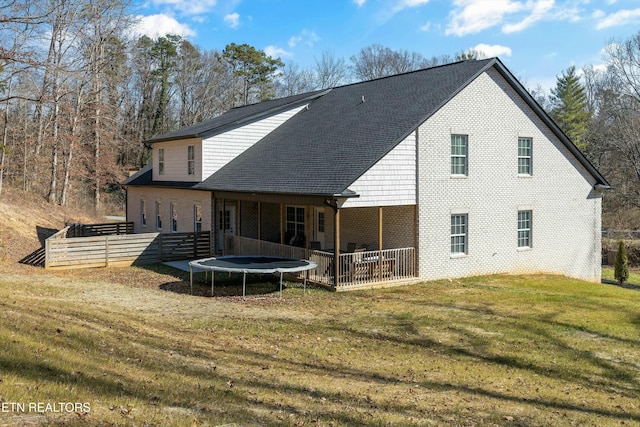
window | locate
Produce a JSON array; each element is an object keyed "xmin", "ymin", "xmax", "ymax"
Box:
[
  {"xmin": 155, "ymin": 201, "xmax": 162, "ymax": 230},
  {"xmin": 140, "ymin": 199, "xmax": 147, "ymax": 227},
  {"xmin": 451, "ymin": 214, "xmax": 467, "ymax": 255},
  {"xmin": 194, "ymin": 205, "xmax": 202, "ymax": 232},
  {"xmin": 187, "ymin": 145, "xmax": 195, "ymax": 175},
  {"xmin": 170, "ymin": 202, "xmax": 178, "ymax": 232},
  {"xmin": 317, "ymin": 211, "xmax": 325, "ymax": 233},
  {"xmin": 158, "ymin": 148, "xmax": 165, "ymax": 175},
  {"xmin": 518, "ymin": 210, "xmax": 532, "ymax": 248},
  {"xmin": 286, "ymin": 206, "xmax": 305, "ymax": 243},
  {"xmin": 518, "ymin": 137, "xmax": 532, "ymax": 175},
  {"xmin": 451, "ymin": 135, "xmax": 468, "ymax": 175}
]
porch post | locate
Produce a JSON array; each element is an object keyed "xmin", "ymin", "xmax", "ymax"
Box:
[
  {"xmin": 378, "ymin": 206, "xmax": 383, "ymax": 282},
  {"xmin": 222, "ymin": 198, "xmax": 226, "ymax": 256},
  {"xmin": 257, "ymin": 202, "xmax": 262, "ymax": 255},
  {"xmin": 334, "ymin": 207, "xmax": 341, "ymax": 288},
  {"xmin": 212, "ymin": 195, "xmax": 217, "ymax": 256},
  {"xmin": 305, "ymin": 205, "xmax": 311, "ymax": 251}
]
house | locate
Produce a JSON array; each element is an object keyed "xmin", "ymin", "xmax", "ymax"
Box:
[{"xmin": 124, "ymin": 58, "xmax": 609, "ymax": 290}]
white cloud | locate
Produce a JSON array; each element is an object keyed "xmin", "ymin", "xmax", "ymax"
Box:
[
  {"xmin": 149, "ymin": 0, "xmax": 218, "ymax": 16},
  {"xmin": 595, "ymin": 8, "xmax": 640, "ymax": 30},
  {"xmin": 446, "ymin": 0, "xmax": 524, "ymax": 36},
  {"xmin": 224, "ymin": 12, "xmax": 240, "ymax": 28},
  {"xmin": 354, "ymin": 0, "xmax": 366, "ymax": 5},
  {"xmin": 287, "ymin": 29, "xmax": 320, "ymax": 48},
  {"xmin": 264, "ymin": 45, "xmax": 293, "ymax": 60},
  {"xmin": 419, "ymin": 22, "xmax": 431, "ymax": 32},
  {"xmin": 469, "ymin": 43, "xmax": 512, "ymax": 59},
  {"xmin": 133, "ymin": 14, "xmax": 196, "ymax": 39},
  {"xmin": 502, "ymin": 0, "xmax": 554, "ymax": 33}
]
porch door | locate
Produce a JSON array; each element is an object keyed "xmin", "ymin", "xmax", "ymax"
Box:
[
  {"xmin": 315, "ymin": 208, "xmax": 326, "ymax": 249},
  {"xmin": 217, "ymin": 205, "xmax": 237, "ymax": 249}
]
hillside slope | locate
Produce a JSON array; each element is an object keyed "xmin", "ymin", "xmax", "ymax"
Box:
[{"xmin": 0, "ymin": 188, "xmax": 104, "ymax": 267}]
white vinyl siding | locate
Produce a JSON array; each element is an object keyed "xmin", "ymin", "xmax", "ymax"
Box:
[
  {"xmin": 203, "ymin": 105, "xmax": 308, "ymax": 178},
  {"xmin": 341, "ymin": 132, "xmax": 416, "ymax": 208},
  {"xmin": 153, "ymin": 139, "xmax": 202, "ymax": 182}
]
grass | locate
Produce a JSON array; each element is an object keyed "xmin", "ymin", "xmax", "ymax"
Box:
[{"xmin": 0, "ymin": 269, "xmax": 639, "ymax": 426}]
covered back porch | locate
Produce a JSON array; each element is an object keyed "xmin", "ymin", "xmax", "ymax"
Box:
[{"xmin": 213, "ymin": 192, "xmax": 418, "ymax": 291}]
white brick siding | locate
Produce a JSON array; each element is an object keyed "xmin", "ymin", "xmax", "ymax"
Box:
[
  {"xmin": 127, "ymin": 187, "xmax": 211, "ymax": 234},
  {"xmin": 416, "ymin": 68, "xmax": 602, "ymax": 283},
  {"xmin": 342, "ymin": 133, "xmax": 416, "ymax": 208}
]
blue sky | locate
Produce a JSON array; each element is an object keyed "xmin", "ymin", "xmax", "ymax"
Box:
[{"xmin": 132, "ymin": 0, "xmax": 640, "ymax": 92}]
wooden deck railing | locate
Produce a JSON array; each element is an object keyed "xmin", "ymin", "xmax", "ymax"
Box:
[{"xmin": 226, "ymin": 236, "xmax": 416, "ymax": 290}]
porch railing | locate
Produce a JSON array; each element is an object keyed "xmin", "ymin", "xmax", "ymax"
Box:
[{"xmin": 225, "ymin": 236, "xmax": 416, "ymax": 290}]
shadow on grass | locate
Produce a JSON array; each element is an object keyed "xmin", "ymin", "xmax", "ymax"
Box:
[
  {"xmin": 140, "ymin": 263, "xmax": 289, "ymax": 298},
  {"xmin": 602, "ymin": 278, "xmax": 640, "ymax": 291}
]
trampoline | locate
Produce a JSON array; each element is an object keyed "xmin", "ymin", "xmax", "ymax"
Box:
[{"xmin": 189, "ymin": 255, "xmax": 318, "ymax": 297}]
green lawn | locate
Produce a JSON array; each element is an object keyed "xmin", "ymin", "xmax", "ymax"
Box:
[{"xmin": 0, "ymin": 269, "xmax": 638, "ymax": 426}]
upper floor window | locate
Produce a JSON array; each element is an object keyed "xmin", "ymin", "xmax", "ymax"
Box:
[
  {"xmin": 451, "ymin": 214, "xmax": 468, "ymax": 255},
  {"xmin": 158, "ymin": 148, "xmax": 165, "ymax": 175},
  {"xmin": 518, "ymin": 137, "xmax": 532, "ymax": 175},
  {"xmin": 518, "ymin": 210, "xmax": 532, "ymax": 248},
  {"xmin": 451, "ymin": 134, "xmax": 468, "ymax": 176},
  {"xmin": 187, "ymin": 145, "xmax": 195, "ymax": 175}
]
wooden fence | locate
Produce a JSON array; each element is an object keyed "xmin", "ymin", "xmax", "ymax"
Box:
[{"xmin": 45, "ymin": 222, "xmax": 210, "ymax": 270}]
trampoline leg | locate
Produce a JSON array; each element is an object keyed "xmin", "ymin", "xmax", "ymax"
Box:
[
  {"xmin": 304, "ymin": 270, "xmax": 307, "ymax": 293},
  {"xmin": 243, "ymin": 273, "xmax": 246, "ymax": 297},
  {"xmin": 211, "ymin": 270, "xmax": 215, "ymax": 297},
  {"xmin": 190, "ymin": 266, "xmax": 193, "ymax": 295},
  {"xmin": 280, "ymin": 272, "xmax": 283, "ymax": 298}
]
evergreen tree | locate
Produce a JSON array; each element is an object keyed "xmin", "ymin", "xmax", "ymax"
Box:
[
  {"xmin": 550, "ymin": 66, "xmax": 590, "ymax": 149},
  {"xmin": 614, "ymin": 240, "xmax": 629, "ymax": 285}
]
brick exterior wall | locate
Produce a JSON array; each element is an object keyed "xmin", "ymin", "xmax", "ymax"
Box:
[
  {"xmin": 416, "ymin": 68, "xmax": 602, "ymax": 282},
  {"xmin": 127, "ymin": 187, "xmax": 211, "ymax": 234}
]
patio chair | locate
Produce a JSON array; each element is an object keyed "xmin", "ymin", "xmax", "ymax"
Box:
[
  {"xmin": 310, "ymin": 241, "xmax": 322, "ymax": 250},
  {"xmin": 346, "ymin": 242, "xmax": 357, "ymax": 253}
]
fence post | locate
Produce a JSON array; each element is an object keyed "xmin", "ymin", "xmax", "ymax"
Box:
[{"xmin": 105, "ymin": 235, "xmax": 110, "ymax": 267}]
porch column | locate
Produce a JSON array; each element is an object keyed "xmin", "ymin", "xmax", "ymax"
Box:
[
  {"xmin": 305, "ymin": 204, "xmax": 311, "ymax": 251},
  {"xmin": 257, "ymin": 202, "xmax": 262, "ymax": 255},
  {"xmin": 378, "ymin": 206, "xmax": 383, "ymax": 282},
  {"xmin": 221, "ymin": 198, "xmax": 226, "ymax": 255},
  {"xmin": 334, "ymin": 208, "xmax": 341, "ymax": 287},
  {"xmin": 212, "ymin": 196, "xmax": 217, "ymax": 255}
]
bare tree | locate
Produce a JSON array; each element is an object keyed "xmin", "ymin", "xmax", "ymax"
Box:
[
  {"xmin": 275, "ymin": 62, "xmax": 316, "ymax": 97},
  {"xmin": 314, "ymin": 50, "xmax": 349, "ymax": 89}
]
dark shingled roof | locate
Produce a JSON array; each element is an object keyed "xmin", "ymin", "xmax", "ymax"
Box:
[
  {"xmin": 195, "ymin": 59, "xmax": 498, "ymax": 196},
  {"xmin": 127, "ymin": 58, "xmax": 609, "ymax": 195},
  {"xmin": 146, "ymin": 90, "xmax": 328, "ymax": 143}
]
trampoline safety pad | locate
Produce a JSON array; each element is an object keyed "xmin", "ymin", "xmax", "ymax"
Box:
[{"xmin": 188, "ymin": 255, "xmax": 318, "ymax": 297}]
